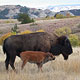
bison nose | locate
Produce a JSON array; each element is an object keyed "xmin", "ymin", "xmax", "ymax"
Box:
[
  {"xmin": 64, "ymin": 58, "xmax": 68, "ymax": 60},
  {"xmin": 62, "ymin": 53, "xmax": 68, "ymax": 60},
  {"xmin": 64, "ymin": 57, "xmax": 68, "ymax": 60}
]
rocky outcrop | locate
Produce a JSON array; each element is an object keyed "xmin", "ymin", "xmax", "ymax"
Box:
[{"xmin": 0, "ymin": 5, "xmax": 55, "ymax": 19}]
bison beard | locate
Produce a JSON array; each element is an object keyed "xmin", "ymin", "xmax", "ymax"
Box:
[{"xmin": 3, "ymin": 32, "xmax": 73, "ymax": 71}]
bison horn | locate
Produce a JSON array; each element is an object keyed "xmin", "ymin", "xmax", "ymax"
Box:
[{"xmin": 65, "ymin": 36, "xmax": 68, "ymax": 42}]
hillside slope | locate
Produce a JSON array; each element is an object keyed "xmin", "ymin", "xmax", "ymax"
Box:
[
  {"xmin": 0, "ymin": 17, "xmax": 80, "ymax": 37},
  {"xmin": 0, "ymin": 5, "xmax": 55, "ymax": 19}
]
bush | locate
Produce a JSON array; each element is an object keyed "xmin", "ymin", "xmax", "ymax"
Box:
[
  {"xmin": 69, "ymin": 34, "xmax": 80, "ymax": 47},
  {"xmin": 0, "ymin": 30, "xmax": 32, "ymax": 45},
  {"xmin": 17, "ymin": 13, "xmax": 34, "ymax": 24},
  {"xmin": 77, "ymin": 23, "xmax": 80, "ymax": 28},
  {"xmin": 20, "ymin": 30, "xmax": 32, "ymax": 34},
  {"xmin": 0, "ymin": 32, "xmax": 16, "ymax": 45},
  {"xmin": 36, "ymin": 29, "xmax": 45, "ymax": 32},
  {"xmin": 44, "ymin": 16, "xmax": 55, "ymax": 20},
  {"xmin": 5, "ymin": 20, "xmax": 15, "ymax": 23},
  {"xmin": 55, "ymin": 13, "xmax": 74, "ymax": 19},
  {"xmin": 0, "ymin": 31, "xmax": 2, "ymax": 34},
  {"xmin": 55, "ymin": 14, "xmax": 66, "ymax": 19},
  {"xmin": 11, "ymin": 24, "xmax": 19, "ymax": 34},
  {"xmin": 30, "ymin": 23, "xmax": 38, "ymax": 26},
  {"xmin": 20, "ymin": 29, "xmax": 44, "ymax": 35},
  {"xmin": 55, "ymin": 27, "xmax": 71, "ymax": 36},
  {"xmin": 55, "ymin": 27, "xmax": 80, "ymax": 47}
]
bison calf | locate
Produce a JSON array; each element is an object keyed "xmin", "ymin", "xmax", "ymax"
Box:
[{"xmin": 20, "ymin": 51, "xmax": 55, "ymax": 72}]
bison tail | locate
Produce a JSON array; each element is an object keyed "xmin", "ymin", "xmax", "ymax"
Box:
[
  {"xmin": 3, "ymin": 39, "xmax": 7, "ymax": 54},
  {"xmin": 3, "ymin": 44, "xmax": 6, "ymax": 54}
]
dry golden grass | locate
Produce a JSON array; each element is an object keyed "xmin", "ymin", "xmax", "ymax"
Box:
[{"xmin": 0, "ymin": 46, "xmax": 80, "ymax": 80}]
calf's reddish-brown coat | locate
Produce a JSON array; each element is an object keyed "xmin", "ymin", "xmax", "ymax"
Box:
[{"xmin": 20, "ymin": 51, "xmax": 55, "ymax": 72}]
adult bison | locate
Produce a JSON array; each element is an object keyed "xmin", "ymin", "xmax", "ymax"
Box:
[{"xmin": 3, "ymin": 32, "xmax": 73, "ymax": 71}]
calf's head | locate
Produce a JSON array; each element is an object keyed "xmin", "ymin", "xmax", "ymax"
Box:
[{"xmin": 46, "ymin": 53, "xmax": 55, "ymax": 61}]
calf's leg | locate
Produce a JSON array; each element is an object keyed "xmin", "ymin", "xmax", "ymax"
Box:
[
  {"xmin": 21, "ymin": 59, "xmax": 28, "ymax": 70},
  {"xmin": 37, "ymin": 63, "xmax": 43, "ymax": 72}
]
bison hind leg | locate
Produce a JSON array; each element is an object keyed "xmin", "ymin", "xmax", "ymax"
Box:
[
  {"xmin": 9, "ymin": 55, "xmax": 16, "ymax": 71},
  {"xmin": 5, "ymin": 54, "xmax": 10, "ymax": 71}
]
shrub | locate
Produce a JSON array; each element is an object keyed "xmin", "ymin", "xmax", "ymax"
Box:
[
  {"xmin": 0, "ymin": 32, "xmax": 16, "ymax": 45},
  {"xmin": 55, "ymin": 27, "xmax": 80, "ymax": 47},
  {"xmin": 36, "ymin": 29, "xmax": 45, "ymax": 32},
  {"xmin": 17, "ymin": 13, "xmax": 34, "ymax": 24},
  {"xmin": 5, "ymin": 20, "xmax": 15, "ymax": 23},
  {"xmin": 0, "ymin": 30, "xmax": 32, "ymax": 45},
  {"xmin": 20, "ymin": 30, "xmax": 32, "ymax": 34},
  {"xmin": 30, "ymin": 23, "xmax": 38, "ymax": 26},
  {"xmin": 77, "ymin": 23, "xmax": 80, "ymax": 28},
  {"xmin": 0, "ymin": 31, "xmax": 2, "ymax": 34},
  {"xmin": 11, "ymin": 24, "xmax": 19, "ymax": 34},
  {"xmin": 55, "ymin": 27, "xmax": 71, "ymax": 36},
  {"xmin": 55, "ymin": 13, "xmax": 74, "ymax": 19},
  {"xmin": 55, "ymin": 14, "xmax": 66, "ymax": 19},
  {"xmin": 69, "ymin": 34, "xmax": 80, "ymax": 47},
  {"xmin": 44, "ymin": 16, "xmax": 55, "ymax": 20},
  {"xmin": 5, "ymin": 20, "xmax": 11, "ymax": 23}
]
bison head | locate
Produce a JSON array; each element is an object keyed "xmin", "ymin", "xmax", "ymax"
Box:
[
  {"xmin": 50, "ymin": 36, "xmax": 73, "ymax": 60},
  {"xmin": 57, "ymin": 36, "xmax": 73, "ymax": 60}
]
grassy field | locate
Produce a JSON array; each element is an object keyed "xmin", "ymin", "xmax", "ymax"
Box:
[{"xmin": 0, "ymin": 46, "xmax": 80, "ymax": 80}]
